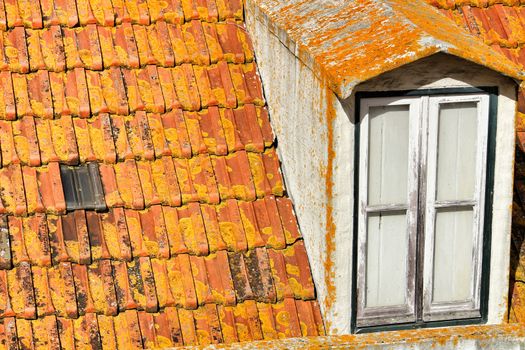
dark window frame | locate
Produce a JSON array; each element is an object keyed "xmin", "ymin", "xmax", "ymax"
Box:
[{"xmin": 352, "ymin": 87, "xmax": 498, "ymax": 333}]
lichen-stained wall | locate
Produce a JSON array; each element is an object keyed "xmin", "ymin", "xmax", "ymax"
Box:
[
  {"xmin": 246, "ymin": 0, "xmax": 518, "ymax": 332},
  {"xmin": 245, "ymin": 0, "xmax": 354, "ymax": 334}
]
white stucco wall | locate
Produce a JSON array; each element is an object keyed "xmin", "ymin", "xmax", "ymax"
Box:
[{"xmin": 246, "ymin": 1, "xmax": 517, "ymax": 334}]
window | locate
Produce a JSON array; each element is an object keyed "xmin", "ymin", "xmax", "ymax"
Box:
[
  {"xmin": 355, "ymin": 91, "xmax": 492, "ymax": 329},
  {"xmin": 60, "ymin": 163, "xmax": 106, "ymax": 211}
]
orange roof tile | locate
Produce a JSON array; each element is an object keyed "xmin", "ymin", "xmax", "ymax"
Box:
[{"xmin": 0, "ymin": 0, "xmax": 324, "ymax": 347}]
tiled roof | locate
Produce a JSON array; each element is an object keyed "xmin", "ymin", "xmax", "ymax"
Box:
[
  {"xmin": 428, "ymin": 0, "xmax": 525, "ymax": 324},
  {"xmin": 0, "ymin": 0, "xmax": 324, "ymax": 348}
]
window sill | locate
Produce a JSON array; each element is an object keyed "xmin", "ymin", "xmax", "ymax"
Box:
[{"xmin": 179, "ymin": 324, "xmax": 525, "ymax": 349}]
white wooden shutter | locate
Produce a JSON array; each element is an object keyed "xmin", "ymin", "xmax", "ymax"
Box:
[
  {"xmin": 356, "ymin": 97, "xmax": 420, "ymax": 327},
  {"xmin": 422, "ymin": 95, "xmax": 489, "ymax": 321}
]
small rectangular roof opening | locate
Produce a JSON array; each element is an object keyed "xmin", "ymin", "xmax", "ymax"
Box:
[{"xmin": 60, "ymin": 163, "xmax": 107, "ymax": 211}]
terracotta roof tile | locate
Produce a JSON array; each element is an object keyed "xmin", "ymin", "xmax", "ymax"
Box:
[{"xmin": 0, "ymin": 0, "xmax": 323, "ymax": 344}]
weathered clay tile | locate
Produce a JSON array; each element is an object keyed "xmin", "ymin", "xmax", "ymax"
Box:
[
  {"xmin": 110, "ymin": 115, "xmax": 133, "ymax": 161},
  {"xmin": 161, "ymin": 109, "xmax": 192, "ymax": 158},
  {"xmin": 75, "ymin": 0, "xmax": 97, "ymax": 26},
  {"xmin": 276, "ymin": 196, "xmax": 301, "ymax": 244},
  {"xmin": 261, "ymin": 147, "xmax": 284, "ymax": 196},
  {"xmin": 113, "ymin": 23, "xmax": 140, "ymax": 68},
  {"xmin": 237, "ymin": 201, "xmax": 264, "ymax": 249},
  {"xmin": 15, "ymin": 318, "xmax": 34, "ymax": 349},
  {"xmin": 283, "ymin": 241, "xmax": 315, "ymax": 300},
  {"xmin": 177, "ymin": 202, "xmax": 209, "ymax": 255},
  {"xmin": 216, "ymin": 22, "xmax": 244, "ymax": 64},
  {"xmin": 125, "ymin": 0, "xmax": 151, "ymax": 25},
  {"xmin": 33, "ymin": 315, "xmax": 62, "ymax": 349},
  {"xmin": 256, "ymin": 302, "xmax": 278, "ymax": 340},
  {"xmin": 47, "ymin": 262, "xmax": 78, "ymax": 318},
  {"xmin": 47, "ymin": 215, "xmax": 68, "ymax": 264},
  {"xmin": 99, "ymin": 163, "xmax": 125, "ymax": 207},
  {"xmin": 213, "ymin": 151, "xmax": 256, "ymax": 201},
  {"xmin": 128, "ymin": 257, "xmax": 158, "ymax": 312},
  {"xmin": 114, "ymin": 310, "xmax": 144, "ymax": 349},
  {"xmin": 147, "ymin": 113, "xmax": 171, "ymax": 156},
  {"xmin": 244, "ymin": 247, "xmax": 276, "ymax": 303},
  {"xmin": 72, "ymin": 263, "xmax": 97, "ymax": 314},
  {"xmin": 177, "ymin": 308, "xmax": 198, "ymax": 345},
  {"xmin": 190, "ymin": 254, "xmax": 214, "ymax": 305},
  {"xmin": 26, "ymin": 29, "xmax": 46, "ymax": 71},
  {"xmin": 88, "ymin": 114, "xmax": 117, "ymax": 163},
  {"xmin": 4, "ymin": 0, "xmax": 22, "ymax": 28},
  {"xmin": 35, "ymin": 119, "xmax": 60, "ymax": 163},
  {"xmin": 233, "ymin": 104, "xmax": 264, "ymax": 152},
  {"xmin": 13, "ymin": 116, "xmax": 41, "ymax": 166},
  {"xmin": 215, "ymin": 199, "xmax": 247, "ymax": 251},
  {"xmin": 202, "ymin": 22, "xmax": 223, "ymax": 63},
  {"xmin": 229, "ymin": 64, "xmax": 253, "ymax": 106},
  {"xmin": 146, "ymin": 0, "xmax": 180, "ymax": 23},
  {"xmin": 204, "ymin": 250, "xmax": 236, "ymax": 305},
  {"xmin": 150, "ymin": 259, "xmax": 176, "ymax": 308},
  {"xmin": 85, "ymin": 70, "xmax": 109, "ymax": 115},
  {"xmin": 207, "ymin": 62, "xmax": 237, "ymax": 108},
  {"xmin": 100, "ymin": 208, "xmax": 132, "ymax": 261},
  {"xmin": 88, "ymin": 260, "xmax": 119, "ymax": 315},
  {"xmin": 0, "ymin": 270, "xmax": 15, "ymax": 317},
  {"xmin": 246, "ymin": 152, "xmax": 270, "ymax": 197},
  {"xmin": 71, "ymin": 118, "xmax": 95, "ymax": 163},
  {"xmin": 172, "ymin": 63, "xmax": 201, "ymax": 111},
  {"xmin": 133, "ymin": 24, "xmax": 156, "ymax": 66},
  {"xmin": 124, "ymin": 111, "xmax": 155, "ymax": 160},
  {"xmin": 228, "ymin": 251, "xmax": 254, "ymax": 302},
  {"xmin": 32, "ymin": 266, "xmax": 56, "ymax": 316},
  {"xmin": 86, "ymin": 211, "xmax": 111, "ymax": 260},
  {"xmin": 194, "ymin": 303, "xmax": 223, "ymax": 345},
  {"xmin": 173, "ymin": 157, "xmax": 197, "ymax": 203},
  {"xmin": 56, "ymin": 317, "xmax": 76, "ymax": 350},
  {"xmin": 182, "ymin": 20, "xmax": 210, "ymax": 65},
  {"xmin": 152, "ymin": 157, "xmax": 182, "ymax": 206},
  {"xmin": 199, "ymin": 108, "xmax": 228, "ymax": 155},
  {"xmin": 184, "ymin": 110, "xmax": 208, "ymax": 155},
  {"xmin": 0, "ymin": 164, "xmax": 27, "ymax": 215},
  {"xmin": 61, "ymin": 210, "xmax": 91, "ymax": 264},
  {"xmin": 36, "ymin": 162, "xmax": 67, "ymax": 214},
  {"xmin": 0, "ymin": 2, "xmax": 6, "ymax": 31},
  {"xmin": 101, "ymin": 68, "xmax": 129, "ymax": 115},
  {"xmin": 217, "ymin": 304, "xmax": 238, "ymax": 343},
  {"xmin": 0, "ymin": 216, "xmax": 11, "ymax": 269},
  {"xmin": 253, "ymin": 196, "xmax": 286, "ymax": 249},
  {"xmin": 0, "ymin": 72, "xmax": 16, "ymax": 120},
  {"xmin": 7, "ymin": 262, "xmax": 35, "ymax": 319},
  {"xmin": 167, "ymin": 23, "xmax": 191, "ymax": 65},
  {"xmin": 271, "ymin": 298, "xmax": 302, "ymax": 339},
  {"xmin": 163, "ymin": 206, "xmax": 188, "ymax": 254},
  {"xmin": 139, "ymin": 205, "xmax": 170, "ymax": 258},
  {"xmin": 157, "ymin": 67, "xmax": 181, "ymax": 111},
  {"xmin": 114, "ymin": 159, "xmax": 145, "ymax": 209},
  {"xmin": 232, "ymin": 300, "xmax": 263, "ymax": 342},
  {"xmin": 65, "ymin": 68, "xmax": 91, "ymax": 118},
  {"xmin": 200, "ymin": 203, "xmax": 226, "ymax": 252},
  {"xmin": 124, "ymin": 208, "xmax": 148, "ymax": 257},
  {"xmin": 0, "ymin": 121, "xmax": 18, "ymax": 166},
  {"xmin": 0, "ymin": 317, "xmax": 17, "ymax": 349},
  {"xmin": 190, "ymin": 153, "xmax": 220, "ymax": 203},
  {"xmin": 215, "ymin": 0, "xmax": 242, "ymax": 20},
  {"xmin": 267, "ymin": 248, "xmax": 293, "ymax": 301},
  {"xmin": 166, "ymin": 254, "xmax": 198, "ymax": 309},
  {"xmin": 123, "ymin": 68, "xmax": 146, "ymax": 112},
  {"xmin": 21, "ymin": 166, "xmax": 45, "ymax": 214},
  {"xmin": 12, "ymin": 74, "xmax": 33, "ymax": 117},
  {"xmin": 97, "ymin": 314, "xmax": 118, "ymax": 349},
  {"xmin": 137, "ymin": 161, "xmax": 161, "ymax": 207},
  {"xmin": 5, "ymin": 27, "xmax": 29, "ymax": 73},
  {"xmin": 139, "ymin": 66, "xmax": 166, "ymax": 113},
  {"xmin": 22, "ymin": 214, "xmax": 51, "ymax": 266},
  {"xmin": 7, "ymin": 216, "xmax": 29, "ymax": 265},
  {"xmin": 73, "ymin": 313, "xmax": 103, "ymax": 349},
  {"xmin": 295, "ymin": 299, "xmax": 324, "ymax": 336}
]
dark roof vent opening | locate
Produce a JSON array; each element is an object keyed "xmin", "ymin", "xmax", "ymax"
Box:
[{"xmin": 60, "ymin": 163, "xmax": 107, "ymax": 212}]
